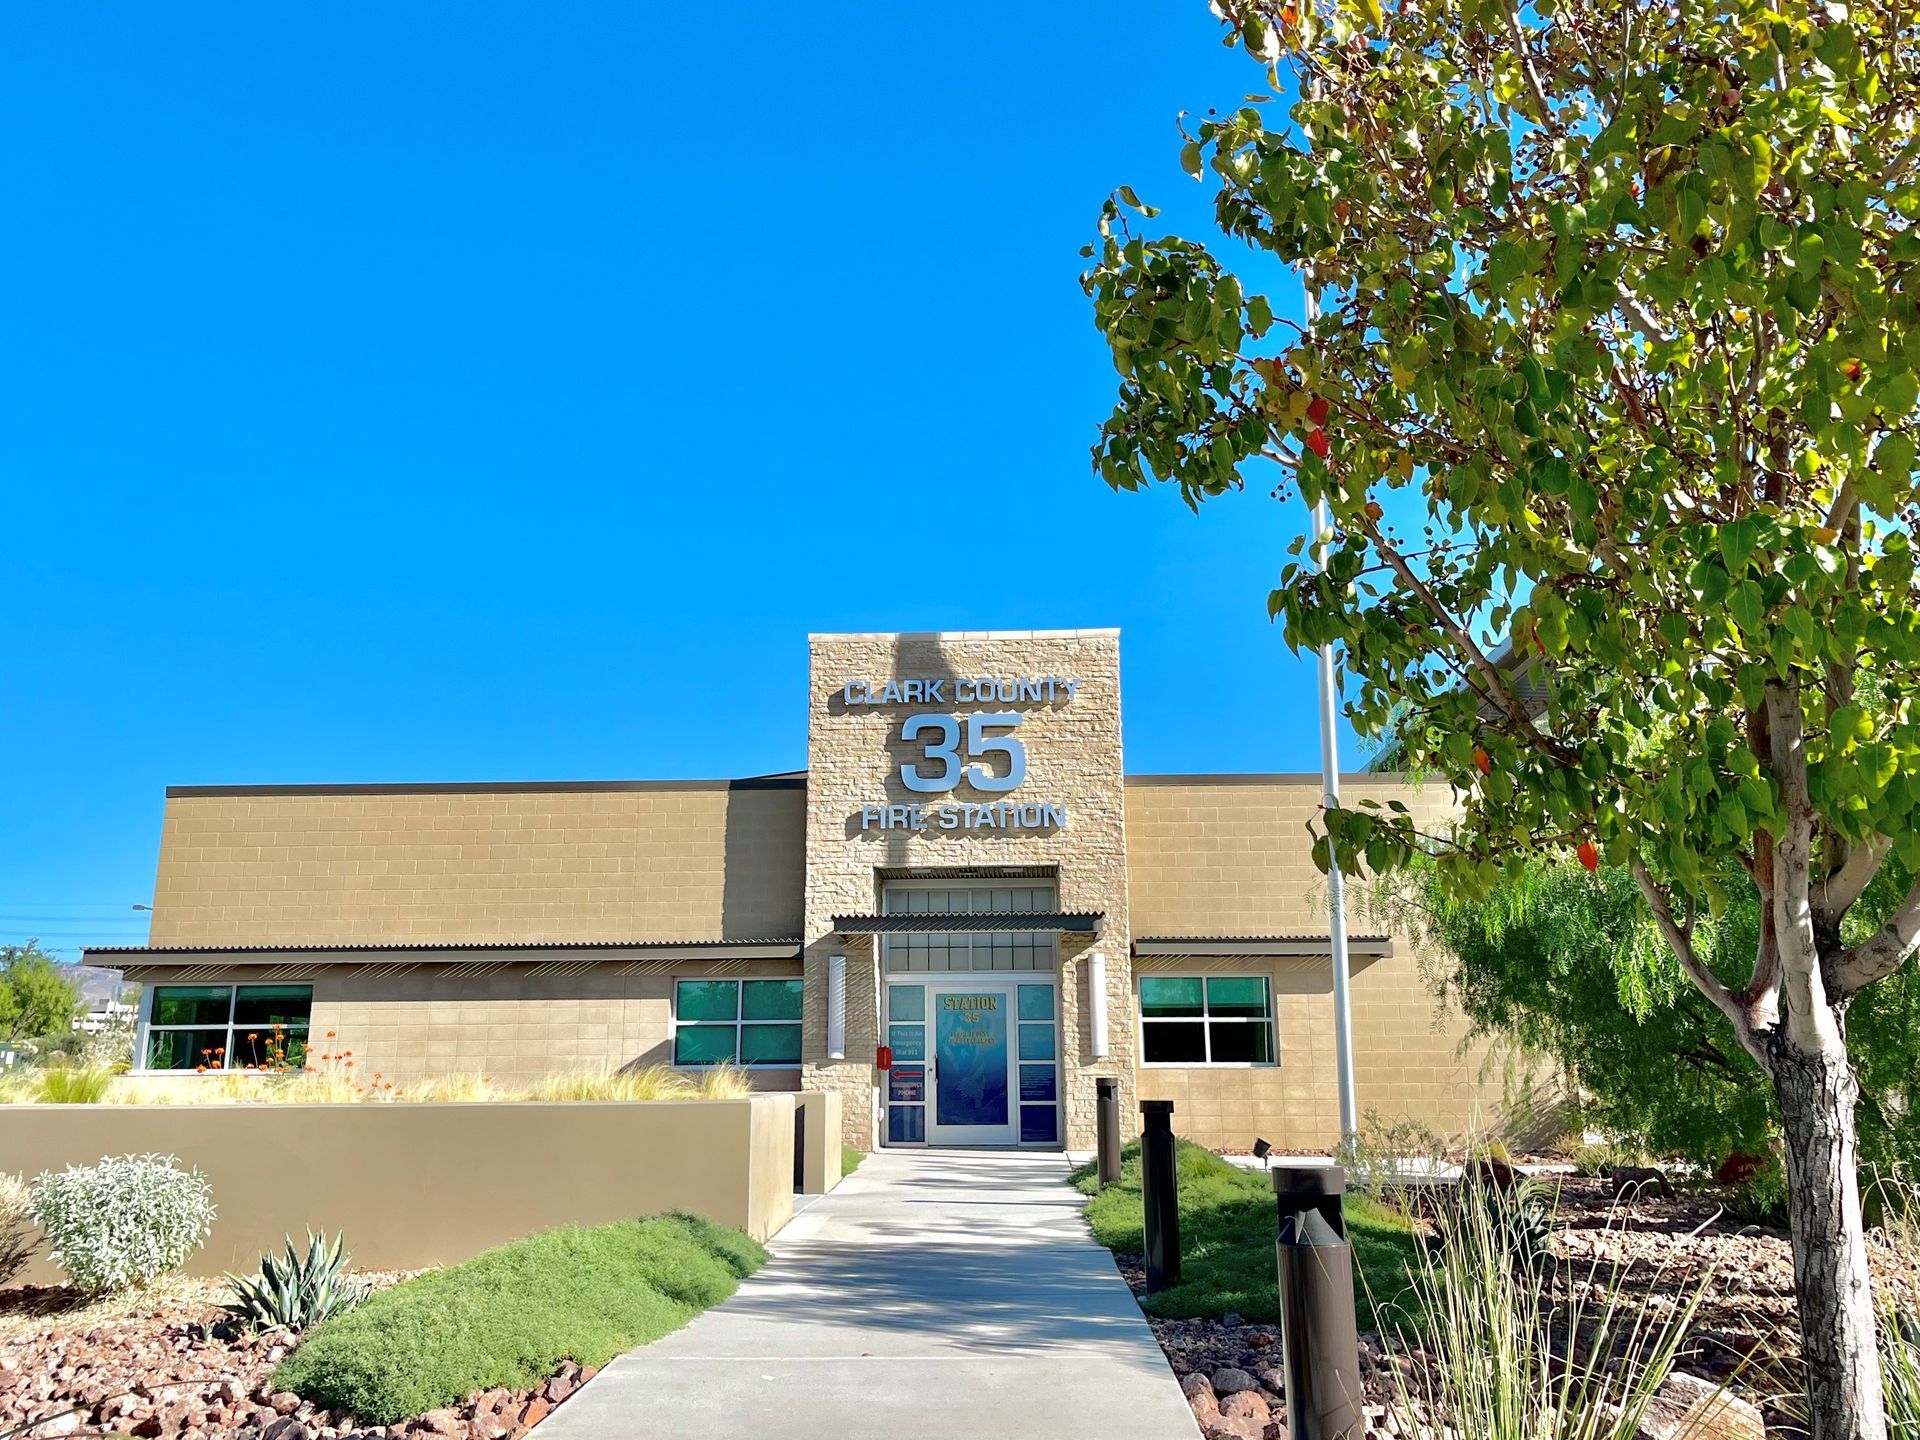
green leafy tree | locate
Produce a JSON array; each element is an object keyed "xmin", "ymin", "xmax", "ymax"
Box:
[
  {"xmin": 1409, "ymin": 860, "xmax": 1920, "ymax": 1175},
  {"xmin": 1083, "ymin": 3, "xmax": 1920, "ymax": 1435},
  {"xmin": 0, "ymin": 942, "xmax": 82, "ymax": 1042}
]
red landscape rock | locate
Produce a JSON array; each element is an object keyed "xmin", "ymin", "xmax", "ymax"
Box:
[{"xmin": 0, "ymin": 1278, "xmax": 603, "ymax": 1440}]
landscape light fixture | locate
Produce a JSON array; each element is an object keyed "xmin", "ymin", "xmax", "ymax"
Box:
[{"xmin": 1252, "ymin": 1137, "xmax": 1273, "ymax": 1171}]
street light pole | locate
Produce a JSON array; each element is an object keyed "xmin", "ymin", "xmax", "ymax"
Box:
[
  {"xmin": 1303, "ymin": 284, "xmax": 1359, "ymax": 1149},
  {"xmin": 1312, "ymin": 495, "xmax": 1359, "ymax": 1149}
]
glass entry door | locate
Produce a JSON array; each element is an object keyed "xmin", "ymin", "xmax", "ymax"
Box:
[
  {"xmin": 884, "ymin": 976, "xmax": 1060, "ymax": 1148},
  {"xmin": 928, "ymin": 984, "xmax": 1014, "ymax": 1145}
]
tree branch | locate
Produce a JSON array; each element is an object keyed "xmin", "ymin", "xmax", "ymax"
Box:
[
  {"xmin": 1361, "ymin": 524, "xmax": 1577, "ymax": 764},
  {"xmin": 1838, "ymin": 873, "xmax": 1920, "ymax": 995},
  {"xmin": 1813, "ymin": 835, "xmax": 1889, "ymax": 931},
  {"xmin": 1631, "ymin": 857, "xmax": 1766, "ymax": 1064}
]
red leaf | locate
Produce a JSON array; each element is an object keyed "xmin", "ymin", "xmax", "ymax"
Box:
[
  {"xmin": 1307, "ymin": 395, "xmax": 1330, "ymax": 426},
  {"xmin": 1577, "ymin": 841, "xmax": 1600, "ymax": 873},
  {"xmin": 1305, "ymin": 428, "xmax": 1330, "ymax": 459}
]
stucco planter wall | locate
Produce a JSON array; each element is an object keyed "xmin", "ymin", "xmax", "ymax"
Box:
[{"xmin": 1, "ymin": 1093, "xmax": 795, "ymax": 1285}]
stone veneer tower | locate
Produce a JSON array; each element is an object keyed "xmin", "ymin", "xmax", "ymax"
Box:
[{"xmin": 799, "ymin": 630, "xmax": 1137, "ymax": 1150}]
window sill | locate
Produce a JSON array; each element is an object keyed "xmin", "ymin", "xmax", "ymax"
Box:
[
  {"xmin": 1138, "ymin": 1060, "xmax": 1284, "ymax": 1069},
  {"xmin": 671, "ymin": 1063, "xmax": 802, "ymax": 1071},
  {"xmin": 125, "ymin": 1068, "xmax": 309, "ymax": 1078}
]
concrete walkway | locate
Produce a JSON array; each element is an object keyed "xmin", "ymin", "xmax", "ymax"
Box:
[{"xmin": 533, "ymin": 1149, "xmax": 1199, "ymax": 1440}]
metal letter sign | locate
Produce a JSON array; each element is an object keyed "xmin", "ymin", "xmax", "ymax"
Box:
[
  {"xmin": 900, "ymin": 715, "xmax": 963, "ymax": 793},
  {"xmin": 849, "ymin": 678, "xmax": 1073, "ymax": 832},
  {"xmin": 900, "ymin": 712, "xmax": 1025, "ymax": 793}
]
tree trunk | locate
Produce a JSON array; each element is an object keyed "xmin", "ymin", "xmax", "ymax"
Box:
[{"xmin": 1770, "ymin": 1032, "xmax": 1886, "ymax": 1440}]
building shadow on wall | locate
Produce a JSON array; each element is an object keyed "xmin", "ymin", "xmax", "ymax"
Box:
[{"xmin": 721, "ymin": 777, "xmax": 809, "ymax": 940}]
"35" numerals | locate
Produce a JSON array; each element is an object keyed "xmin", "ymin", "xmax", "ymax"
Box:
[{"xmin": 898, "ymin": 713, "xmax": 1026, "ymax": 794}]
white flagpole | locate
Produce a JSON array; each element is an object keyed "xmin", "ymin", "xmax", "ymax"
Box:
[{"xmin": 1302, "ymin": 283, "xmax": 1359, "ymax": 1149}]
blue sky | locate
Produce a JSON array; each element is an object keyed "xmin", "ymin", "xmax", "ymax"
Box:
[{"xmin": 0, "ymin": 3, "xmax": 1351, "ymax": 957}]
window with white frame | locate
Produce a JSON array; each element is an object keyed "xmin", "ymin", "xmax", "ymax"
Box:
[
  {"xmin": 879, "ymin": 884, "xmax": 1060, "ymax": 973},
  {"xmin": 1138, "ymin": 975, "xmax": 1276, "ymax": 1064},
  {"xmin": 142, "ymin": 984, "xmax": 313, "ymax": 1071},
  {"xmin": 672, "ymin": 978, "xmax": 803, "ymax": 1066}
]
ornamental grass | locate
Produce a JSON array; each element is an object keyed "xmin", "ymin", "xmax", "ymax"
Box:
[
  {"xmin": 0, "ymin": 1067, "xmax": 116, "ymax": 1104},
  {"xmin": 1372, "ymin": 1175, "xmax": 1725, "ymax": 1440},
  {"xmin": 0, "ymin": 1061, "xmax": 759, "ymax": 1105},
  {"xmin": 520, "ymin": 1062, "xmax": 752, "ymax": 1103},
  {"xmin": 1876, "ymin": 1176, "xmax": 1920, "ymax": 1440}
]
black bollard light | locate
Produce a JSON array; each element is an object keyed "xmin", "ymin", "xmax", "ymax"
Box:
[
  {"xmin": 1096, "ymin": 1078, "xmax": 1122, "ymax": 1187},
  {"xmin": 1273, "ymin": 1163, "xmax": 1364, "ymax": 1440},
  {"xmin": 1140, "ymin": 1099, "xmax": 1181, "ymax": 1292}
]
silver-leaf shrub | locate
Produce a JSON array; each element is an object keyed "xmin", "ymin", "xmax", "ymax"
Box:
[{"xmin": 28, "ymin": 1153, "xmax": 215, "ymax": 1293}]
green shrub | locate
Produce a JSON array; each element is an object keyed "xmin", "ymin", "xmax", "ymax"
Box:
[
  {"xmin": 842, "ymin": 1146, "xmax": 864, "ymax": 1175},
  {"xmin": 1072, "ymin": 1139, "xmax": 1420, "ymax": 1329},
  {"xmin": 274, "ymin": 1213, "xmax": 767, "ymax": 1423},
  {"xmin": 28, "ymin": 1154, "xmax": 215, "ymax": 1293},
  {"xmin": 1337, "ymin": 1110, "xmax": 1451, "ymax": 1209},
  {"xmin": 1406, "ymin": 857, "xmax": 1920, "ymax": 1176},
  {"xmin": 1718, "ymin": 1164, "xmax": 1791, "ymax": 1228},
  {"xmin": 228, "ymin": 1231, "xmax": 371, "ymax": 1332}
]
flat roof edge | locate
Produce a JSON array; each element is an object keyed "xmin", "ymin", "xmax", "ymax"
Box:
[
  {"xmin": 808, "ymin": 628, "xmax": 1120, "ymax": 642},
  {"xmin": 165, "ymin": 777, "xmax": 807, "ymax": 799},
  {"xmin": 83, "ymin": 938, "xmax": 803, "ymax": 959},
  {"xmin": 1125, "ymin": 772, "xmax": 1414, "ymax": 786}
]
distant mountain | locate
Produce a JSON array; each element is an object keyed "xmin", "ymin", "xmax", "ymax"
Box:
[{"xmin": 63, "ymin": 963, "xmax": 132, "ymax": 1009}]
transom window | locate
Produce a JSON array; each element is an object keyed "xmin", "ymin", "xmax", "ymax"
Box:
[
  {"xmin": 880, "ymin": 883, "xmax": 1059, "ymax": 974},
  {"xmin": 143, "ymin": 984, "xmax": 313, "ymax": 1072},
  {"xmin": 883, "ymin": 884, "xmax": 1058, "ymax": 915},
  {"xmin": 882, "ymin": 932, "xmax": 1057, "ymax": 973},
  {"xmin": 672, "ymin": 979, "xmax": 803, "ymax": 1067},
  {"xmin": 1139, "ymin": 976, "xmax": 1276, "ymax": 1065}
]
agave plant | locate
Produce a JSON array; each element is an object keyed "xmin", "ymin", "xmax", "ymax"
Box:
[{"xmin": 226, "ymin": 1230, "xmax": 370, "ymax": 1332}]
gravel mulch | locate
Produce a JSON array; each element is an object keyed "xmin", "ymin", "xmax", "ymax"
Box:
[
  {"xmin": 1134, "ymin": 1176, "xmax": 1920, "ymax": 1440},
  {"xmin": 0, "ymin": 1274, "xmax": 595, "ymax": 1440}
]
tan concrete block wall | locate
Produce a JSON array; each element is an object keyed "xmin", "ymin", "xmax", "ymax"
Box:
[
  {"xmin": 800, "ymin": 631, "xmax": 1135, "ymax": 1150},
  {"xmin": 126, "ymin": 958, "xmax": 804, "ymax": 1093},
  {"xmin": 2, "ymin": 1095, "xmax": 796, "ymax": 1282},
  {"xmin": 1126, "ymin": 777, "xmax": 1522, "ymax": 1150},
  {"xmin": 148, "ymin": 783, "xmax": 805, "ymax": 947}
]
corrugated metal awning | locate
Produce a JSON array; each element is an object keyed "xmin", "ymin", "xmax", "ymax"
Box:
[
  {"xmin": 874, "ymin": 865, "xmax": 1058, "ymax": 881},
  {"xmin": 1132, "ymin": 934, "xmax": 1393, "ymax": 959},
  {"xmin": 833, "ymin": 911, "xmax": 1103, "ymax": 938}
]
